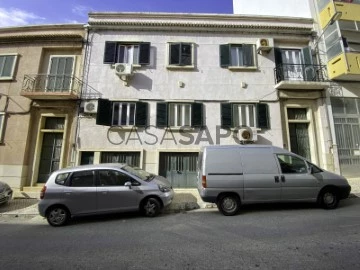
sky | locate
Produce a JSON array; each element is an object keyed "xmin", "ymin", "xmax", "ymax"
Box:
[{"xmin": 0, "ymin": 0, "xmax": 234, "ymax": 27}]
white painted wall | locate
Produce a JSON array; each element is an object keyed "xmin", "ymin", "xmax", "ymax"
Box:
[{"xmin": 233, "ymin": 0, "xmax": 312, "ymax": 18}]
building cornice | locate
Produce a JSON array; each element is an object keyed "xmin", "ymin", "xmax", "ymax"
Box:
[{"xmin": 88, "ymin": 12, "xmax": 314, "ymax": 35}]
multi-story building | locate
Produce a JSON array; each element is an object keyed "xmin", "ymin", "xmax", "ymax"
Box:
[
  {"xmin": 75, "ymin": 12, "xmax": 332, "ymax": 188},
  {"xmin": 0, "ymin": 24, "xmax": 85, "ymax": 193}
]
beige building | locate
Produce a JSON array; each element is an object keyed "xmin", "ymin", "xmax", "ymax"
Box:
[{"xmin": 0, "ymin": 24, "xmax": 85, "ymax": 193}]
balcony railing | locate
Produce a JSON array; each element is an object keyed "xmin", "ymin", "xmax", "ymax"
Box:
[
  {"xmin": 21, "ymin": 74, "xmax": 102, "ymax": 100},
  {"xmin": 274, "ymin": 64, "xmax": 328, "ymax": 84}
]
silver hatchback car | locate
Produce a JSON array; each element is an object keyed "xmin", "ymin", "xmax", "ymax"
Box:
[{"xmin": 38, "ymin": 163, "xmax": 174, "ymax": 226}]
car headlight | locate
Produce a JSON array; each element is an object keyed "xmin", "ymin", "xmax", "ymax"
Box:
[{"xmin": 158, "ymin": 184, "xmax": 171, "ymax": 193}]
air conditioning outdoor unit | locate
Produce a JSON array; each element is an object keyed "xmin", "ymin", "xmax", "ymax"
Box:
[
  {"xmin": 256, "ymin": 38, "xmax": 273, "ymax": 54},
  {"xmin": 115, "ymin": 63, "xmax": 133, "ymax": 76},
  {"xmin": 237, "ymin": 127, "xmax": 258, "ymax": 143},
  {"xmin": 83, "ymin": 100, "xmax": 98, "ymax": 114}
]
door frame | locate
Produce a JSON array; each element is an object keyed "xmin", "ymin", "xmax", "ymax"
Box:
[
  {"xmin": 281, "ymin": 100, "xmax": 319, "ymax": 165},
  {"xmin": 31, "ymin": 113, "xmax": 69, "ymax": 186}
]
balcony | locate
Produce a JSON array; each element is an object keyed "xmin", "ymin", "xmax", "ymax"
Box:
[
  {"xmin": 327, "ymin": 51, "xmax": 360, "ymax": 80},
  {"xmin": 274, "ymin": 64, "xmax": 329, "ymax": 90},
  {"xmin": 21, "ymin": 74, "xmax": 82, "ymax": 100}
]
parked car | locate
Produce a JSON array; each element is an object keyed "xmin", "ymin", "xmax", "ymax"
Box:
[
  {"xmin": 0, "ymin": 181, "xmax": 13, "ymax": 205},
  {"xmin": 38, "ymin": 163, "xmax": 174, "ymax": 226},
  {"xmin": 197, "ymin": 145, "xmax": 351, "ymax": 216}
]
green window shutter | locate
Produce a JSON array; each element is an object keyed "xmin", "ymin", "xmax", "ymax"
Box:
[
  {"xmin": 220, "ymin": 44, "xmax": 230, "ymax": 67},
  {"xmin": 96, "ymin": 99, "xmax": 113, "ymax": 126},
  {"xmin": 274, "ymin": 48, "xmax": 283, "ymax": 65},
  {"xmin": 139, "ymin": 42, "xmax": 151, "ymax": 65},
  {"xmin": 301, "ymin": 46, "xmax": 313, "ymax": 65},
  {"xmin": 135, "ymin": 102, "xmax": 148, "ymax": 127},
  {"xmin": 301, "ymin": 46, "xmax": 315, "ymax": 81},
  {"xmin": 170, "ymin": 43, "xmax": 180, "ymax": 65},
  {"xmin": 257, "ymin": 103, "xmax": 270, "ymax": 129},
  {"xmin": 156, "ymin": 102, "xmax": 168, "ymax": 127},
  {"xmin": 191, "ymin": 103, "xmax": 203, "ymax": 127},
  {"xmin": 104, "ymin": 42, "xmax": 117, "ymax": 64},
  {"xmin": 221, "ymin": 103, "xmax": 233, "ymax": 128}
]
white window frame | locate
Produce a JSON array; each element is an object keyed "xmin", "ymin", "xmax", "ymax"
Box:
[
  {"xmin": 168, "ymin": 103, "xmax": 192, "ymax": 127},
  {"xmin": 232, "ymin": 104, "xmax": 257, "ymax": 128},
  {"xmin": 0, "ymin": 112, "xmax": 5, "ymax": 143},
  {"xmin": 229, "ymin": 44, "xmax": 256, "ymax": 69},
  {"xmin": 167, "ymin": 42, "xmax": 195, "ymax": 69},
  {"xmin": 0, "ymin": 53, "xmax": 18, "ymax": 80},
  {"xmin": 46, "ymin": 55, "xmax": 76, "ymax": 92},
  {"xmin": 112, "ymin": 102, "xmax": 136, "ymax": 126},
  {"xmin": 116, "ymin": 44, "xmax": 140, "ymax": 65}
]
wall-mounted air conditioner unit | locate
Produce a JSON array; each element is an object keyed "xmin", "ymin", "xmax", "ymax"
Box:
[
  {"xmin": 256, "ymin": 38, "xmax": 273, "ymax": 54},
  {"xmin": 83, "ymin": 100, "xmax": 98, "ymax": 114},
  {"xmin": 115, "ymin": 63, "xmax": 133, "ymax": 76},
  {"xmin": 237, "ymin": 127, "xmax": 258, "ymax": 143}
]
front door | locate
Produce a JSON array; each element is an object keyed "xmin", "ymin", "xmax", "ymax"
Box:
[
  {"xmin": 159, "ymin": 152, "xmax": 198, "ymax": 188},
  {"xmin": 47, "ymin": 56, "xmax": 74, "ymax": 92},
  {"xmin": 287, "ymin": 108, "xmax": 311, "ymax": 160},
  {"xmin": 38, "ymin": 133, "xmax": 63, "ymax": 183},
  {"xmin": 96, "ymin": 170, "xmax": 140, "ymax": 212},
  {"xmin": 276, "ymin": 154, "xmax": 320, "ymax": 201}
]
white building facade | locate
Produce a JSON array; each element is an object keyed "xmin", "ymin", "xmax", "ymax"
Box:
[{"xmin": 75, "ymin": 12, "xmax": 335, "ymax": 188}]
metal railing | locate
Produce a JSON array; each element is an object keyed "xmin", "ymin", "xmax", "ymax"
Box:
[
  {"xmin": 274, "ymin": 64, "xmax": 328, "ymax": 84},
  {"xmin": 22, "ymin": 74, "xmax": 103, "ymax": 99}
]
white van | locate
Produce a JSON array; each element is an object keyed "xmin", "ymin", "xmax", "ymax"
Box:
[{"xmin": 197, "ymin": 145, "xmax": 351, "ymax": 216}]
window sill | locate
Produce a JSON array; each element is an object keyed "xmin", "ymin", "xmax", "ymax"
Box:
[
  {"xmin": 228, "ymin": 66, "xmax": 257, "ymax": 71},
  {"xmin": 162, "ymin": 126, "xmax": 202, "ymax": 131},
  {"xmin": 109, "ymin": 126, "xmax": 138, "ymax": 130},
  {"xmin": 111, "ymin": 64, "xmax": 142, "ymax": 68},
  {"xmin": 0, "ymin": 76, "xmax": 15, "ymax": 81},
  {"xmin": 166, "ymin": 65, "xmax": 195, "ymax": 70}
]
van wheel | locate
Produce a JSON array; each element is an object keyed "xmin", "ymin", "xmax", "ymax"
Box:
[
  {"xmin": 319, "ymin": 188, "xmax": 339, "ymax": 210},
  {"xmin": 142, "ymin": 198, "xmax": 161, "ymax": 217},
  {"xmin": 46, "ymin": 206, "xmax": 70, "ymax": 227},
  {"xmin": 217, "ymin": 195, "xmax": 240, "ymax": 216}
]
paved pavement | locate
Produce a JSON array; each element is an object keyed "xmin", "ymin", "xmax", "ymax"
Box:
[{"xmin": 1, "ymin": 178, "xmax": 359, "ymax": 218}]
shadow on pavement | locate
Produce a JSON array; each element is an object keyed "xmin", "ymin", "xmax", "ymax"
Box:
[{"xmin": 0, "ymin": 198, "xmax": 39, "ymax": 213}]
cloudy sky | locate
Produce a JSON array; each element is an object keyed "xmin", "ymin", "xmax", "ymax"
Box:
[{"xmin": 0, "ymin": 0, "xmax": 233, "ymax": 27}]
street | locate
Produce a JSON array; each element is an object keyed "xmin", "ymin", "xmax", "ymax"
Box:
[{"xmin": 1, "ymin": 197, "xmax": 360, "ymax": 270}]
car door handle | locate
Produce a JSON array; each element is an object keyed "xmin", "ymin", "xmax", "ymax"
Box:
[
  {"xmin": 65, "ymin": 192, "xmax": 71, "ymax": 196},
  {"xmin": 274, "ymin": 176, "xmax": 280, "ymax": 183},
  {"xmin": 281, "ymin": 175, "xmax": 285, "ymax": 182}
]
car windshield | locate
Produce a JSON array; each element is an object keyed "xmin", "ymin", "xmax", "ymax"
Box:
[{"xmin": 122, "ymin": 165, "xmax": 154, "ymax": 182}]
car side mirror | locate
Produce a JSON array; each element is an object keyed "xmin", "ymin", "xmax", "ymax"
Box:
[
  {"xmin": 310, "ymin": 166, "xmax": 314, "ymax": 174},
  {"xmin": 124, "ymin": 182, "xmax": 132, "ymax": 189}
]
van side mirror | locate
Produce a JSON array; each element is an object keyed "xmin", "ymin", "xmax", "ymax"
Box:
[{"xmin": 124, "ymin": 182, "xmax": 132, "ymax": 189}]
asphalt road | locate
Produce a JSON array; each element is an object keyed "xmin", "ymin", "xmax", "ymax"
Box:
[{"xmin": 0, "ymin": 197, "xmax": 360, "ymax": 270}]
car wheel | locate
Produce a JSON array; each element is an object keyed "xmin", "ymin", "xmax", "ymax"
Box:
[
  {"xmin": 46, "ymin": 206, "xmax": 70, "ymax": 227},
  {"xmin": 143, "ymin": 198, "xmax": 161, "ymax": 217},
  {"xmin": 217, "ymin": 194, "xmax": 240, "ymax": 216},
  {"xmin": 319, "ymin": 188, "xmax": 339, "ymax": 210}
]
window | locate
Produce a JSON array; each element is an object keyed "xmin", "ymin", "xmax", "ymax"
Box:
[
  {"xmin": 221, "ymin": 103, "xmax": 269, "ymax": 129},
  {"xmin": 220, "ymin": 44, "xmax": 256, "ymax": 68},
  {"xmin": 0, "ymin": 112, "xmax": 5, "ymax": 143},
  {"xmin": 103, "ymin": 42, "xmax": 150, "ymax": 65},
  {"xmin": 98, "ymin": 170, "xmax": 134, "ymax": 186},
  {"xmin": 277, "ymin": 155, "xmax": 308, "ymax": 174},
  {"xmin": 0, "ymin": 54, "xmax": 18, "ymax": 80},
  {"xmin": 232, "ymin": 104, "xmax": 256, "ymax": 128},
  {"xmin": 47, "ymin": 56, "xmax": 75, "ymax": 91},
  {"xmin": 55, "ymin": 173, "xmax": 70, "ymax": 185},
  {"xmin": 156, "ymin": 102, "xmax": 203, "ymax": 128},
  {"xmin": 100, "ymin": 152, "xmax": 141, "ymax": 167},
  {"xmin": 168, "ymin": 43, "xmax": 194, "ymax": 67},
  {"xmin": 96, "ymin": 99, "xmax": 148, "ymax": 127},
  {"xmin": 69, "ymin": 171, "xmax": 95, "ymax": 187}
]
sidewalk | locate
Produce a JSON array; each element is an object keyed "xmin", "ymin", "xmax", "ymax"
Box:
[{"xmin": 1, "ymin": 179, "xmax": 359, "ymax": 218}]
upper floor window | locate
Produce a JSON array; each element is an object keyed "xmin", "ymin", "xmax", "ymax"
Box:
[
  {"xmin": 0, "ymin": 54, "xmax": 18, "ymax": 80},
  {"xmin": 96, "ymin": 99, "xmax": 148, "ymax": 127},
  {"xmin": 221, "ymin": 103, "xmax": 270, "ymax": 129},
  {"xmin": 168, "ymin": 43, "xmax": 194, "ymax": 67},
  {"xmin": 156, "ymin": 102, "xmax": 203, "ymax": 128},
  {"xmin": 103, "ymin": 42, "xmax": 150, "ymax": 65},
  {"xmin": 220, "ymin": 44, "xmax": 256, "ymax": 68},
  {"xmin": 47, "ymin": 56, "xmax": 75, "ymax": 91}
]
